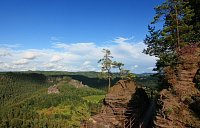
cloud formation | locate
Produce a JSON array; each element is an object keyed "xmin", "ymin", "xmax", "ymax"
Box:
[
  {"xmin": 22, "ymin": 51, "xmax": 40, "ymax": 60},
  {"xmin": 50, "ymin": 55, "xmax": 63, "ymax": 62},
  {"xmin": 0, "ymin": 44, "xmax": 21, "ymax": 48},
  {"xmin": 13, "ymin": 59, "xmax": 29, "ymax": 65},
  {"xmin": 0, "ymin": 48, "xmax": 11, "ymax": 57},
  {"xmin": 0, "ymin": 37, "xmax": 157, "ymax": 73}
]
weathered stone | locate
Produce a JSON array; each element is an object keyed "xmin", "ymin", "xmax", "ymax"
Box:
[
  {"xmin": 48, "ymin": 84, "xmax": 60, "ymax": 94},
  {"xmin": 68, "ymin": 79, "xmax": 88, "ymax": 88},
  {"xmin": 155, "ymin": 46, "xmax": 200, "ymax": 128},
  {"xmin": 82, "ymin": 80, "xmax": 150, "ymax": 128}
]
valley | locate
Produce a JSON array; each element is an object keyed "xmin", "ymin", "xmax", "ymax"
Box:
[{"xmin": 0, "ymin": 0, "xmax": 199, "ymax": 127}]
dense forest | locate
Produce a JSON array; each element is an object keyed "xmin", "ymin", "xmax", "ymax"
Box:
[
  {"xmin": 0, "ymin": 72, "xmax": 106, "ymax": 127},
  {"xmin": 0, "ymin": 71, "xmax": 157, "ymax": 128}
]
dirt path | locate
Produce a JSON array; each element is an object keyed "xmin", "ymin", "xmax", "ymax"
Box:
[{"xmin": 140, "ymin": 99, "xmax": 156, "ymax": 128}]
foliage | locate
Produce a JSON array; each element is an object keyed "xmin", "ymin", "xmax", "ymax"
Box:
[
  {"xmin": 112, "ymin": 61, "xmax": 133, "ymax": 80},
  {"xmin": 0, "ymin": 72, "xmax": 105, "ymax": 127},
  {"xmin": 164, "ymin": 107, "xmax": 174, "ymax": 117},
  {"xmin": 98, "ymin": 49, "xmax": 134, "ymax": 90},
  {"xmin": 0, "ymin": 72, "xmax": 49, "ymax": 108},
  {"xmin": 15, "ymin": 71, "xmax": 119, "ymax": 90},
  {"xmin": 69, "ymin": 103, "xmax": 90, "ymax": 127},
  {"xmin": 152, "ymin": 0, "xmax": 194, "ymax": 47},
  {"xmin": 98, "ymin": 49, "xmax": 113, "ymax": 90},
  {"xmin": 135, "ymin": 75, "xmax": 159, "ymax": 89},
  {"xmin": 37, "ymin": 105, "xmax": 71, "ymax": 117},
  {"xmin": 144, "ymin": 0, "xmax": 197, "ymax": 73},
  {"xmin": 83, "ymin": 95, "xmax": 105, "ymax": 104},
  {"xmin": 188, "ymin": 0, "xmax": 200, "ymax": 42}
]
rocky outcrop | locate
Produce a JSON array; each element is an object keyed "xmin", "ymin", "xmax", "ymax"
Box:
[
  {"xmin": 154, "ymin": 46, "xmax": 200, "ymax": 128},
  {"xmin": 68, "ymin": 79, "xmax": 88, "ymax": 88},
  {"xmin": 48, "ymin": 84, "xmax": 60, "ymax": 94},
  {"xmin": 82, "ymin": 80, "xmax": 150, "ymax": 128}
]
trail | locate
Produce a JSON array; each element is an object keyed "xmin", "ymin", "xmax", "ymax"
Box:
[{"xmin": 140, "ymin": 99, "xmax": 156, "ymax": 128}]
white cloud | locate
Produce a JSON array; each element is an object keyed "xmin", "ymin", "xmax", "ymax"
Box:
[
  {"xmin": 50, "ymin": 55, "xmax": 63, "ymax": 62},
  {"xmin": 0, "ymin": 44, "xmax": 21, "ymax": 48},
  {"xmin": 0, "ymin": 48, "xmax": 11, "ymax": 57},
  {"xmin": 53, "ymin": 42, "xmax": 100, "ymax": 55},
  {"xmin": 0, "ymin": 62, "xmax": 11, "ymax": 71},
  {"xmin": 52, "ymin": 42, "xmax": 69, "ymax": 49},
  {"xmin": 113, "ymin": 37, "xmax": 133, "ymax": 44},
  {"xmin": 146, "ymin": 67, "xmax": 154, "ymax": 70},
  {"xmin": 0, "ymin": 37, "xmax": 157, "ymax": 73},
  {"xmin": 44, "ymin": 63, "xmax": 55, "ymax": 69},
  {"xmin": 13, "ymin": 59, "xmax": 29, "ymax": 65},
  {"xmin": 23, "ymin": 52, "xmax": 40, "ymax": 60},
  {"xmin": 83, "ymin": 61, "xmax": 91, "ymax": 66},
  {"xmin": 132, "ymin": 65, "xmax": 139, "ymax": 70}
]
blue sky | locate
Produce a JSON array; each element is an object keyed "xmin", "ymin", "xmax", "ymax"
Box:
[{"xmin": 0, "ymin": 0, "xmax": 163, "ymax": 73}]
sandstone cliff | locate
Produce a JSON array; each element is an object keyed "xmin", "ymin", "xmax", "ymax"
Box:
[
  {"xmin": 82, "ymin": 80, "xmax": 150, "ymax": 128},
  {"xmin": 154, "ymin": 46, "xmax": 200, "ymax": 128}
]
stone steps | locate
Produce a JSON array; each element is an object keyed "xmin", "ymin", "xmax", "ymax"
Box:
[
  {"xmin": 177, "ymin": 81, "xmax": 194, "ymax": 86},
  {"xmin": 177, "ymin": 79, "xmax": 193, "ymax": 82},
  {"xmin": 155, "ymin": 116, "xmax": 171, "ymax": 128},
  {"xmin": 179, "ymin": 75, "xmax": 194, "ymax": 79}
]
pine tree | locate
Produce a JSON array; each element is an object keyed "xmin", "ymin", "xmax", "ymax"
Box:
[
  {"xmin": 153, "ymin": 0, "xmax": 194, "ymax": 50},
  {"xmin": 144, "ymin": 0, "xmax": 195, "ymax": 72},
  {"xmin": 98, "ymin": 49, "xmax": 113, "ymax": 90},
  {"xmin": 188, "ymin": 0, "xmax": 200, "ymax": 42},
  {"xmin": 112, "ymin": 61, "xmax": 125, "ymax": 78}
]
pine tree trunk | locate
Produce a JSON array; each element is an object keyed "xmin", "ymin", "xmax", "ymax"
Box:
[{"xmin": 108, "ymin": 75, "xmax": 111, "ymax": 91}]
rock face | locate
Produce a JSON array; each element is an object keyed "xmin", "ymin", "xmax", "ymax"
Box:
[
  {"xmin": 68, "ymin": 79, "xmax": 88, "ymax": 88},
  {"xmin": 154, "ymin": 46, "xmax": 200, "ymax": 128},
  {"xmin": 82, "ymin": 80, "xmax": 150, "ymax": 128},
  {"xmin": 48, "ymin": 84, "xmax": 60, "ymax": 94}
]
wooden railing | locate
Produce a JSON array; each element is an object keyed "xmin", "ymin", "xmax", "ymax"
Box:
[{"xmin": 124, "ymin": 114, "xmax": 135, "ymax": 128}]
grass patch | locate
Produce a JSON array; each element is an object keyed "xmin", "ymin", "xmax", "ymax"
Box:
[{"xmin": 83, "ymin": 95, "xmax": 105, "ymax": 103}]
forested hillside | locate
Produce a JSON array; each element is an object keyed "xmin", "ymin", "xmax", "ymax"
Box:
[{"xmin": 0, "ymin": 72, "xmax": 105, "ymax": 127}]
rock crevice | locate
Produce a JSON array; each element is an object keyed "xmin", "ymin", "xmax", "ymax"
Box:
[{"xmin": 84, "ymin": 80, "xmax": 150, "ymax": 128}]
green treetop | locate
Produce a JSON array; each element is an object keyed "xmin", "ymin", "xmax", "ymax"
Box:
[
  {"xmin": 144, "ymin": 0, "xmax": 195, "ymax": 73},
  {"xmin": 98, "ymin": 49, "xmax": 113, "ymax": 90}
]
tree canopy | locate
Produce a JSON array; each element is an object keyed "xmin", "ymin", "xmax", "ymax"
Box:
[
  {"xmin": 98, "ymin": 49, "xmax": 133, "ymax": 90},
  {"xmin": 144, "ymin": 0, "xmax": 199, "ymax": 73}
]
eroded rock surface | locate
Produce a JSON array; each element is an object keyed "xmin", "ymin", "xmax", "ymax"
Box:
[
  {"xmin": 154, "ymin": 46, "xmax": 200, "ymax": 128},
  {"xmin": 48, "ymin": 84, "xmax": 60, "ymax": 94},
  {"xmin": 68, "ymin": 79, "xmax": 88, "ymax": 88},
  {"xmin": 83, "ymin": 80, "xmax": 149, "ymax": 128}
]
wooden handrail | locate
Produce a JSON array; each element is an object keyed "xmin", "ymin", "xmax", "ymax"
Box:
[{"xmin": 124, "ymin": 114, "xmax": 135, "ymax": 128}]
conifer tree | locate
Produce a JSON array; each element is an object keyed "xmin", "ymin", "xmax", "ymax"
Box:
[
  {"xmin": 144, "ymin": 0, "xmax": 195, "ymax": 72},
  {"xmin": 98, "ymin": 49, "xmax": 113, "ymax": 90},
  {"xmin": 151, "ymin": 0, "xmax": 194, "ymax": 50},
  {"xmin": 112, "ymin": 61, "xmax": 124, "ymax": 71},
  {"xmin": 112, "ymin": 61, "xmax": 133, "ymax": 80},
  {"xmin": 112, "ymin": 61, "xmax": 125, "ymax": 78},
  {"xmin": 188, "ymin": 0, "xmax": 200, "ymax": 42}
]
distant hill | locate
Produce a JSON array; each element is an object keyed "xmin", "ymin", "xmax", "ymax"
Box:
[
  {"xmin": 0, "ymin": 72, "xmax": 49, "ymax": 107},
  {"xmin": 24, "ymin": 71, "xmax": 101, "ymax": 78},
  {"xmin": 135, "ymin": 73, "xmax": 155, "ymax": 77}
]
